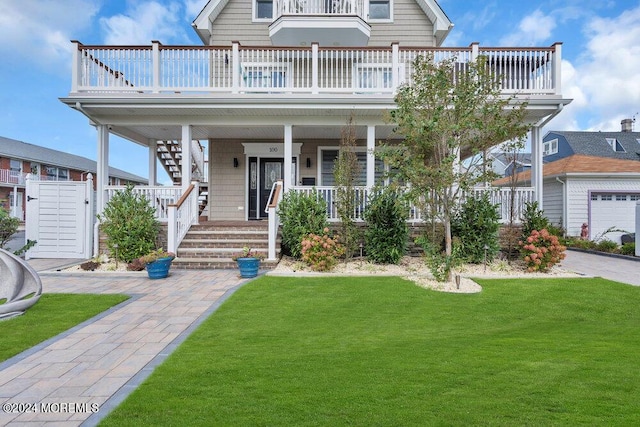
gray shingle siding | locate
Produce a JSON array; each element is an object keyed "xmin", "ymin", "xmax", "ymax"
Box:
[{"xmin": 0, "ymin": 136, "xmax": 147, "ymax": 183}]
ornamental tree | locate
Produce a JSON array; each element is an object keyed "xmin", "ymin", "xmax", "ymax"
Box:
[{"xmin": 378, "ymin": 53, "xmax": 529, "ymax": 280}]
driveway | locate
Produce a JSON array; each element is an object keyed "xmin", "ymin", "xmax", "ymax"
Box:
[{"xmin": 561, "ymin": 249, "xmax": 640, "ymax": 286}]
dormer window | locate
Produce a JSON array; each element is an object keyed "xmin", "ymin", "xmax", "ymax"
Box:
[
  {"xmin": 543, "ymin": 138, "xmax": 558, "ymax": 156},
  {"xmin": 606, "ymin": 137, "xmax": 625, "ymax": 152}
]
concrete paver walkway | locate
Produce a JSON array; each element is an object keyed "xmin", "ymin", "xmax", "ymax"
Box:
[
  {"xmin": 0, "ymin": 268, "xmax": 246, "ymax": 426},
  {"xmin": 561, "ymin": 249, "xmax": 640, "ymax": 286}
]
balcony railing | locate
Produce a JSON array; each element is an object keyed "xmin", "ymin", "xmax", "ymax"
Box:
[
  {"xmin": 71, "ymin": 41, "xmax": 561, "ymax": 96},
  {"xmin": 273, "ymin": 0, "xmax": 366, "ymax": 19},
  {"xmin": 0, "ymin": 170, "xmax": 73, "ymax": 186}
]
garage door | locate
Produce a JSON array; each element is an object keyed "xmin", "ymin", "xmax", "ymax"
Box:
[
  {"xmin": 590, "ymin": 192, "xmax": 639, "ymax": 243},
  {"xmin": 25, "ymin": 180, "xmax": 94, "ymax": 259}
]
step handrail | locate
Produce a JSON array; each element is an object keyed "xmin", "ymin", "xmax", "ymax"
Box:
[
  {"xmin": 167, "ymin": 182, "xmax": 200, "ymax": 253},
  {"xmin": 266, "ymin": 180, "xmax": 284, "ymax": 261}
]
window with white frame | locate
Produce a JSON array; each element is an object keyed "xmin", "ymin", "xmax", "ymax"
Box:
[
  {"xmin": 45, "ymin": 165, "xmax": 69, "ymax": 181},
  {"xmin": 9, "ymin": 159, "xmax": 21, "ymax": 177},
  {"xmin": 320, "ymin": 149, "xmax": 384, "ymax": 186},
  {"xmin": 242, "ymin": 63, "xmax": 289, "ymax": 89},
  {"xmin": 542, "ymin": 139, "xmax": 558, "ymax": 156},
  {"xmin": 368, "ymin": 0, "xmax": 392, "ymax": 20},
  {"xmin": 605, "ymin": 137, "xmax": 625, "ymax": 152},
  {"xmin": 255, "ymin": 0, "xmax": 273, "ymax": 20}
]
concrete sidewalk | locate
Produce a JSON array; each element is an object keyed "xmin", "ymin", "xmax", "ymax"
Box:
[
  {"xmin": 0, "ymin": 268, "xmax": 248, "ymax": 426},
  {"xmin": 561, "ymin": 249, "xmax": 640, "ymax": 286}
]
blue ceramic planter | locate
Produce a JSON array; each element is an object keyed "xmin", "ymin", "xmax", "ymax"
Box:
[
  {"xmin": 146, "ymin": 256, "xmax": 173, "ymax": 279},
  {"xmin": 236, "ymin": 257, "xmax": 260, "ymax": 278}
]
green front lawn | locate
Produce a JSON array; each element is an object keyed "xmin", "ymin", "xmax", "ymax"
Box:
[
  {"xmin": 0, "ymin": 293, "xmax": 129, "ymax": 362},
  {"xmin": 103, "ymin": 276, "xmax": 640, "ymax": 426}
]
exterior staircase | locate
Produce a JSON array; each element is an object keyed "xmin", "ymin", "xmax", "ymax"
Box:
[
  {"xmin": 172, "ymin": 221, "xmax": 280, "ymax": 270},
  {"xmin": 156, "ymin": 139, "xmax": 209, "ymax": 217}
]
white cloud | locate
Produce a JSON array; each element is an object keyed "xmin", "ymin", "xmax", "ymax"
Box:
[
  {"xmin": 184, "ymin": 0, "xmax": 207, "ymax": 20},
  {"xmin": 500, "ymin": 9, "xmax": 556, "ymax": 46},
  {"xmin": 571, "ymin": 6, "xmax": 640, "ymax": 130},
  {"xmin": 100, "ymin": 1, "xmax": 188, "ymax": 45},
  {"xmin": 0, "ymin": 0, "xmax": 99, "ymax": 66}
]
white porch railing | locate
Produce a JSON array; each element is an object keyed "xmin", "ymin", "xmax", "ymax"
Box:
[
  {"xmin": 104, "ymin": 185, "xmax": 182, "ymax": 221},
  {"xmin": 0, "ymin": 170, "xmax": 74, "ymax": 185},
  {"xmin": 71, "ymin": 42, "xmax": 561, "ymax": 96},
  {"xmin": 291, "ymin": 186, "xmax": 535, "ymax": 224},
  {"xmin": 167, "ymin": 182, "xmax": 199, "ymax": 253}
]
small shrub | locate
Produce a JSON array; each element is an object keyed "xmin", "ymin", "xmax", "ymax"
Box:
[
  {"xmin": 520, "ymin": 229, "xmax": 566, "ymax": 273},
  {"xmin": 521, "ymin": 201, "xmax": 550, "ymax": 239},
  {"xmin": 277, "ymin": 190, "xmax": 328, "ymax": 259},
  {"xmin": 595, "ymin": 239, "xmax": 619, "ymax": 253},
  {"xmin": 565, "ymin": 237, "xmax": 597, "ymax": 250},
  {"xmin": 98, "ymin": 184, "xmax": 160, "ymax": 263},
  {"xmin": 0, "ymin": 207, "xmax": 20, "ymax": 249},
  {"xmin": 363, "ymin": 187, "xmax": 408, "ymax": 264},
  {"xmin": 621, "ymin": 243, "xmax": 636, "ymax": 256},
  {"xmin": 416, "ymin": 236, "xmax": 463, "ymax": 282},
  {"xmin": 301, "ymin": 229, "xmax": 344, "ymax": 272},
  {"xmin": 452, "ymin": 193, "xmax": 500, "ymax": 264}
]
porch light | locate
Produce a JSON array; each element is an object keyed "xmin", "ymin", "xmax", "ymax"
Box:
[{"xmin": 233, "ymin": 158, "xmax": 239, "ymax": 168}]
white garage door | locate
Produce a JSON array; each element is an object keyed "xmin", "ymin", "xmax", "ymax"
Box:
[{"xmin": 590, "ymin": 193, "xmax": 639, "ymax": 243}]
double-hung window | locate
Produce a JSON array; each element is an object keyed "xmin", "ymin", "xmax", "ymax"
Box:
[{"xmin": 543, "ymin": 139, "xmax": 558, "ymax": 156}]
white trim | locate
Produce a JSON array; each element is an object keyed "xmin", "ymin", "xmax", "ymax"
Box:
[
  {"xmin": 543, "ymin": 138, "xmax": 558, "ymax": 156},
  {"xmin": 366, "ymin": 0, "xmax": 393, "ymax": 22}
]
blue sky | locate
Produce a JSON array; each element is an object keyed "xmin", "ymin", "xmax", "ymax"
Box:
[{"xmin": 1, "ymin": 0, "xmax": 639, "ymax": 181}]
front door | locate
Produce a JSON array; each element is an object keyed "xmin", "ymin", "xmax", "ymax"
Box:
[{"xmin": 258, "ymin": 159, "xmax": 283, "ymax": 219}]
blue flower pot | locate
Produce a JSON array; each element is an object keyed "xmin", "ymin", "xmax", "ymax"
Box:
[
  {"xmin": 146, "ymin": 256, "xmax": 173, "ymax": 279},
  {"xmin": 236, "ymin": 257, "xmax": 260, "ymax": 278}
]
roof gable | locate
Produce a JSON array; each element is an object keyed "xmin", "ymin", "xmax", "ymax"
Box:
[{"xmin": 192, "ymin": 0, "xmax": 453, "ymax": 45}]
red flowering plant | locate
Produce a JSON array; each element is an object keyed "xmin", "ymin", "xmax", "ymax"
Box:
[
  {"xmin": 301, "ymin": 228, "xmax": 345, "ymax": 272},
  {"xmin": 519, "ymin": 229, "xmax": 566, "ymax": 273},
  {"xmin": 231, "ymin": 246, "xmax": 265, "ymax": 261}
]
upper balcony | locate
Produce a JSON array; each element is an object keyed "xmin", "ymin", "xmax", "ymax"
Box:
[
  {"xmin": 70, "ymin": 41, "xmax": 563, "ymax": 100},
  {"xmin": 270, "ymin": 0, "xmax": 370, "ymax": 46}
]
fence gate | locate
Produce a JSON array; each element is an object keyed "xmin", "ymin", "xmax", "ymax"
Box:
[{"xmin": 25, "ymin": 176, "xmax": 94, "ymax": 259}]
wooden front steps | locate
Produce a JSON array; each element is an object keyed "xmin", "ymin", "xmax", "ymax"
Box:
[{"xmin": 172, "ymin": 221, "xmax": 280, "ymax": 270}]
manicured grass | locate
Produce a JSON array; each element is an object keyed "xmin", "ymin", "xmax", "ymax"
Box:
[
  {"xmin": 103, "ymin": 276, "xmax": 640, "ymax": 426},
  {"xmin": 0, "ymin": 293, "xmax": 129, "ymax": 362}
]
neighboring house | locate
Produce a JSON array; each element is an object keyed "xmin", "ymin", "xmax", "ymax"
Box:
[
  {"xmin": 494, "ymin": 120, "xmax": 640, "ymax": 243},
  {"xmin": 59, "ymin": 0, "xmax": 570, "ymax": 255},
  {"xmin": 0, "ymin": 136, "xmax": 147, "ymax": 220},
  {"xmin": 487, "ymin": 152, "xmax": 532, "ymax": 177}
]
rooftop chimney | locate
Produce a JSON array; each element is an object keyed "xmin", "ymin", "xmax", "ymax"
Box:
[{"xmin": 621, "ymin": 118, "xmax": 634, "ymax": 132}]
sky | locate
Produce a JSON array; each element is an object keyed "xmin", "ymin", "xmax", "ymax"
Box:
[{"xmin": 1, "ymin": 0, "xmax": 639, "ymax": 181}]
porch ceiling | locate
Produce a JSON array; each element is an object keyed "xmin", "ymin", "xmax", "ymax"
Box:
[{"xmin": 60, "ymin": 94, "xmax": 570, "ymax": 146}]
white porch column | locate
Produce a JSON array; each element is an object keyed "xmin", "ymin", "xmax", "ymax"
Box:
[
  {"xmin": 181, "ymin": 125, "xmax": 192, "ymax": 190},
  {"xmin": 531, "ymin": 126, "xmax": 543, "ymax": 208},
  {"xmin": 148, "ymin": 139, "xmax": 157, "ymax": 186},
  {"xmin": 366, "ymin": 125, "xmax": 376, "ymax": 190},
  {"xmin": 96, "ymin": 124, "xmax": 110, "ymax": 215},
  {"xmin": 283, "ymin": 124, "xmax": 293, "ymax": 191}
]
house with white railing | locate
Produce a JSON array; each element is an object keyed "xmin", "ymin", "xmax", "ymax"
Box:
[
  {"xmin": 0, "ymin": 136, "xmax": 146, "ymax": 221},
  {"xmin": 59, "ymin": 0, "xmax": 571, "ymax": 264}
]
